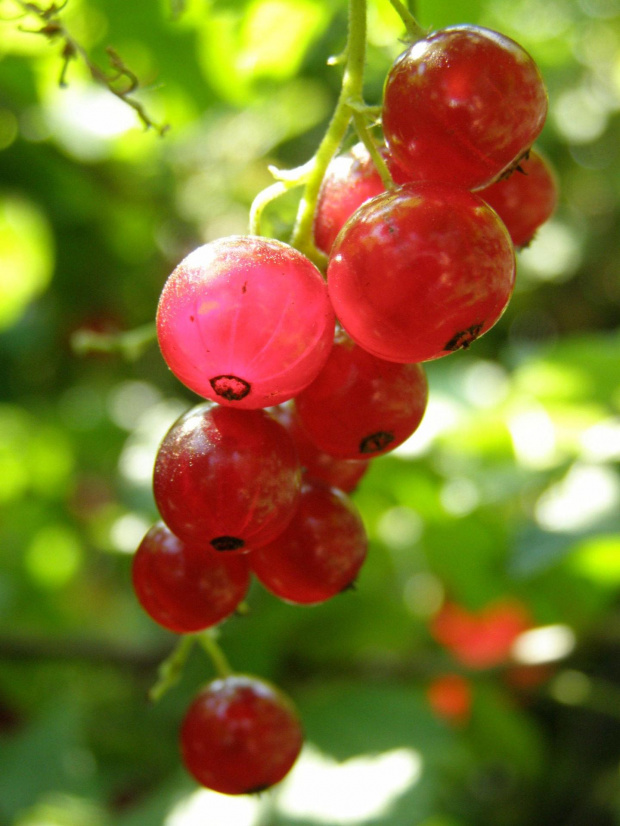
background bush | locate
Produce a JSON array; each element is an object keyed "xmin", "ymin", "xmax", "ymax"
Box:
[{"xmin": 1, "ymin": 0, "xmax": 620, "ymax": 823}]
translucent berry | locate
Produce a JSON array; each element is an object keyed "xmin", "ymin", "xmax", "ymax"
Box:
[
  {"xmin": 132, "ymin": 522, "xmax": 250, "ymax": 633},
  {"xmin": 157, "ymin": 236, "xmax": 335, "ymax": 409},
  {"xmin": 180, "ymin": 674, "xmax": 303, "ymax": 794},
  {"xmin": 153, "ymin": 402, "xmax": 301, "ymax": 552},
  {"xmin": 294, "ymin": 329, "xmax": 428, "ymax": 460},
  {"xmin": 250, "ymin": 478, "xmax": 368, "ymax": 605},
  {"xmin": 314, "ymin": 143, "xmax": 386, "ymax": 254},
  {"xmin": 478, "ymin": 148, "xmax": 559, "ymax": 248},
  {"xmin": 270, "ymin": 401, "xmax": 369, "ymax": 492},
  {"xmin": 382, "ymin": 25, "xmax": 548, "ymax": 190},
  {"xmin": 327, "ymin": 183, "xmax": 516, "ymax": 363}
]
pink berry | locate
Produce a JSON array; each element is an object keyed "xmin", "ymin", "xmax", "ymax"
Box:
[{"xmin": 157, "ymin": 236, "xmax": 335, "ymax": 409}]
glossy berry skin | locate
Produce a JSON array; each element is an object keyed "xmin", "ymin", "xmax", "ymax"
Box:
[
  {"xmin": 153, "ymin": 402, "xmax": 301, "ymax": 552},
  {"xmin": 157, "ymin": 236, "xmax": 335, "ymax": 409},
  {"xmin": 328, "ymin": 183, "xmax": 516, "ymax": 364},
  {"xmin": 180, "ymin": 675, "xmax": 303, "ymax": 794},
  {"xmin": 270, "ymin": 401, "xmax": 369, "ymax": 492},
  {"xmin": 132, "ymin": 522, "xmax": 250, "ymax": 633},
  {"xmin": 478, "ymin": 148, "xmax": 558, "ymax": 248},
  {"xmin": 294, "ymin": 330, "xmax": 428, "ymax": 460},
  {"xmin": 382, "ymin": 26, "xmax": 548, "ymax": 190},
  {"xmin": 314, "ymin": 143, "xmax": 386, "ymax": 254},
  {"xmin": 250, "ymin": 479, "xmax": 368, "ymax": 605}
]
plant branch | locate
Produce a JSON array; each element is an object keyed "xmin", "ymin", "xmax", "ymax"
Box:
[
  {"xmin": 197, "ymin": 629, "xmax": 234, "ymax": 679},
  {"xmin": 288, "ymin": 0, "xmax": 369, "ymax": 269},
  {"xmin": 387, "ymin": 0, "xmax": 427, "ymax": 41},
  {"xmin": 71, "ymin": 321, "xmax": 157, "ymax": 361},
  {"xmin": 351, "ymin": 110, "xmax": 394, "ymax": 189},
  {"xmin": 11, "ymin": 0, "xmax": 168, "ymax": 134},
  {"xmin": 149, "ymin": 635, "xmax": 195, "ymax": 702}
]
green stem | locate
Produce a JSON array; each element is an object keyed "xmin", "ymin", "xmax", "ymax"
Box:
[
  {"xmin": 387, "ymin": 0, "xmax": 427, "ymax": 41},
  {"xmin": 352, "ymin": 110, "xmax": 394, "ymax": 189},
  {"xmin": 289, "ymin": 0, "xmax": 368, "ymax": 268},
  {"xmin": 197, "ymin": 629, "xmax": 234, "ymax": 678},
  {"xmin": 149, "ymin": 635, "xmax": 194, "ymax": 702},
  {"xmin": 249, "ymin": 181, "xmax": 289, "ymax": 236}
]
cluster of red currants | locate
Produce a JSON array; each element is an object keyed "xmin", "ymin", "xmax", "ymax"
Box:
[{"xmin": 131, "ymin": 24, "xmax": 555, "ymax": 796}]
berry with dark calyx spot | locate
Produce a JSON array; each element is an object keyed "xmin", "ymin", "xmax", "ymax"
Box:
[
  {"xmin": 180, "ymin": 674, "xmax": 303, "ymax": 794},
  {"xmin": 157, "ymin": 236, "xmax": 335, "ymax": 409},
  {"xmin": 382, "ymin": 25, "xmax": 548, "ymax": 190},
  {"xmin": 153, "ymin": 402, "xmax": 301, "ymax": 551},
  {"xmin": 327, "ymin": 183, "xmax": 516, "ymax": 364},
  {"xmin": 294, "ymin": 329, "xmax": 428, "ymax": 460},
  {"xmin": 270, "ymin": 401, "xmax": 369, "ymax": 493},
  {"xmin": 250, "ymin": 478, "xmax": 368, "ymax": 605},
  {"xmin": 478, "ymin": 148, "xmax": 559, "ymax": 248},
  {"xmin": 132, "ymin": 522, "xmax": 250, "ymax": 633}
]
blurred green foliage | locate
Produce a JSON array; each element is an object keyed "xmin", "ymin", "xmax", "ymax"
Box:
[{"xmin": 1, "ymin": 0, "xmax": 620, "ymax": 823}]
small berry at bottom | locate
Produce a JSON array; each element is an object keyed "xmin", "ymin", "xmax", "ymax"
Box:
[{"xmin": 180, "ymin": 675, "xmax": 303, "ymax": 795}]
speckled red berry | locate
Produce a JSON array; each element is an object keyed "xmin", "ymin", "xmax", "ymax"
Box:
[
  {"xmin": 327, "ymin": 183, "xmax": 516, "ymax": 363},
  {"xmin": 250, "ymin": 478, "xmax": 368, "ymax": 605},
  {"xmin": 180, "ymin": 675, "xmax": 303, "ymax": 794},
  {"xmin": 132, "ymin": 522, "xmax": 250, "ymax": 633},
  {"xmin": 382, "ymin": 25, "xmax": 548, "ymax": 190}
]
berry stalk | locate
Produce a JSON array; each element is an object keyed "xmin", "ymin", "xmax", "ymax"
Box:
[
  {"xmin": 197, "ymin": 630, "xmax": 234, "ymax": 679},
  {"xmin": 289, "ymin": 0, "xmax": 369, "ymax": 267}
]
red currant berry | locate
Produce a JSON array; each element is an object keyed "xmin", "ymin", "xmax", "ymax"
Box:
[
  {"xmin": 131, "ymin": 522, "xmax": 250, "ymax": 633},
  {"xmin": 153, "ymin": 403, "xmax": 301, "ymax": 552},
  {"xmin": 270, "ymin": 401, "xmax": 369, "ymax": 493},
  {"xmin": 250, "ymin": 479, "xmax": 368, "ymax": 605},
  {"xmin": 327, "ymin": 183, "xmax": 516, "ymax": 363},
  {"xmin": 314, "ymin": 143, "xmax": 386, "ymax": 254},
  {"xmin": 478, "ymin": 148, "xmax": 558, "ymax": 248},
  {"xmin": 382, "ymin": 26, "xmax": 548, "ymax": 190},
  {"xmin": 180, "ymin": 675, "xmax": 303, "ymax": 794},
  {"xmin": 294, "ymin": 329, "xmax": 428, "ymax": 460},
  {"xmin": 157, "ymin": 236, "xmax": 335, "ymax": 409}
]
